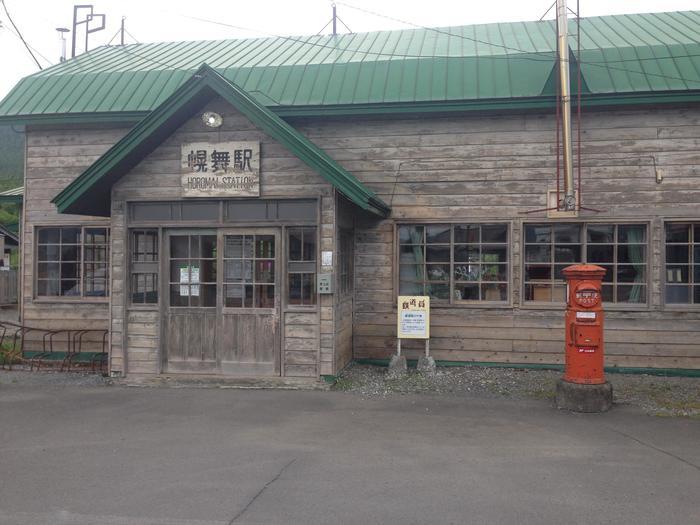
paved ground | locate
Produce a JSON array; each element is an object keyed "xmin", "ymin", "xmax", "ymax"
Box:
[{"xmin": 1, "ymin": 379, "xmax": 699, "ymax": 525}]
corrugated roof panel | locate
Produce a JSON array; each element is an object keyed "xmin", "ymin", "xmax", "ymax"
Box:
[{"xmin": 1, "ymin": 10, "xmax": 699, "ymax": 120}]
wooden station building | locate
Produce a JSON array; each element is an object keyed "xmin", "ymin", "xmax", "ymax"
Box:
[{"xmin": 1, "ymin": 11, "xmax": 700, "ymax": 379}]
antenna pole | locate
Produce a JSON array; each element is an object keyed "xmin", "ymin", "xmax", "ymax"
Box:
[
  {"xmin": 556, "ymin": 0, "xmax": 575, "ymax": 210},
  {"xmin": 120, "ymin": 16, "xmax": 125, "ymax": 45},
  {"xmin": 332, "ymin": 3, "xmax": 337, "ymax": 36}
]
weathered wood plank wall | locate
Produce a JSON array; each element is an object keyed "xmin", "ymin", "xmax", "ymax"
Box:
[
  {"xmin": 289, "ymin": 107, "xmax": 700, "ymax": 369},
  {"xmin": 24, "ymin": 126, "xmax": 130, "ymax": 363},
  {"xmin": 111, "ymin": 99, "xmax": 333, "ymax": 377}
]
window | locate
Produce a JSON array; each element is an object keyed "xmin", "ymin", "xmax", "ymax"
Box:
[
  {"xmin": 524, "ymin": 223, "xmax": 647, "ymax": 304},
  {"xmin": 664, "ymin": 223, "xmax": 700, "ymax": 305},
  {"xmin": 131, "ymin": 230, "xmax": 158, "ymax": 304},
  {"xmin": 36, "ymin": 226, "xmax": 109, "ymax": 298},
  {"xmin": 339, "ymin": 230, "xmax": 354, "ymax": 296},
  {"xmin": 398, "ymin": 223, "xmax": 509, "ymax": 303},
  {"xmin": 287, "ymin": 227, "xmax": 316, "ymax": 306},
  {"xmin": 223, "ymin": 234, "xmax": 275, "ymax": 308},
  {"xmin": 169, "ymin": 234, "xmax": 217, "ymax": 307}
]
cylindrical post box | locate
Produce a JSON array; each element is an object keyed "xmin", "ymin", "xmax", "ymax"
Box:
[{"xmin": 562, "ymin": 264, "xmax": 607, "ymax": 385}]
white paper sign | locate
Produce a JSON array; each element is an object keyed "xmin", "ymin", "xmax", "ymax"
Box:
[
  {"xmin": 190, "ymin": 266, "xmax": 200, "ymax": 284},
  {"xmin": 322, "ymin": 250, "xmax": 333, "ymax": 267}
]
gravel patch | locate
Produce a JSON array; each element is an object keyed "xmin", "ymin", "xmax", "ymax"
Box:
[
  {"xmin": 0, "ymin": 369, "xmax": 112, "ymax": 387},
  {"xmin": 335, "ymin": 364, "xmax": 700, "ymax": 418}
]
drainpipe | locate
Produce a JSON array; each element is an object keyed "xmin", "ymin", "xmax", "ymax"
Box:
[{"xmin": 557, "ymin": 0, "xmax": 576, "ymax": 210}]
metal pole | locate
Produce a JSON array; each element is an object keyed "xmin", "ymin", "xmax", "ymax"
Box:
[
  {"xmin": 556, "ymin": 0, "xmax": 575, "ymax": 210},
  {"xmin": 332, "ymin": 3, "xmax": 337, "ymax": 36},
  {"xmin": 71, "ymin": 5, "xmax": 78, "ymax": 58},
  {"xmin": 120, "ymin": 17, "xmax": 125, "ymax": 46}
]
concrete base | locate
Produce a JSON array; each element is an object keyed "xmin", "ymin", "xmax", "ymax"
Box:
[
  {"xmin": 556, "ymin": 379, "xmax": 613, "ymax": 413},
  {"xmin": 387, "ymin": 354, "xmax": 408, "ymax": 379},
  {"xmin": 416, "ymin": 355, "xmax": 436, "ymax": 376}
]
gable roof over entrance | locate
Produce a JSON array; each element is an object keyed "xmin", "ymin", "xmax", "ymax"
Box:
[{"xmin": 52, "ymin": 64, "xmax": 390, "ymax": 217}]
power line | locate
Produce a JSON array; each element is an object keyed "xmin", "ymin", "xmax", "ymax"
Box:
[
  {"xmin": 0, "ymin": 0, "xmax": 42, "ymax": 69},
  {"xmin": 1, "ymin": 18, "xmax": 52, "ymax": 65}
]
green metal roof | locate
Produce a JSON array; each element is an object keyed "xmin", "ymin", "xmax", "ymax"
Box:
[
  {"xmin": 1, "ymin": 10, "xmax": 700, "ymax": 122},
  {"xmin": 52, "ymin": 64, "xmax": 390, "ymax": 217},
  {"xmin": 0, "ymin": 186, "xmax": 23, "ymax": 203}
]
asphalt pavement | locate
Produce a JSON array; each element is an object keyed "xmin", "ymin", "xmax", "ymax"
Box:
[{"xmin": 0, "ymin": 382, "xmax": 698, "ymax": 524}]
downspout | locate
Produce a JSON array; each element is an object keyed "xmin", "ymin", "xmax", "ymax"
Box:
[{"xmin": 557, "ymin": 0, "xmax": 576, "ymax": 210}]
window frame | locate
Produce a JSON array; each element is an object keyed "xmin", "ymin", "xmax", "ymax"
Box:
[
  {"xmin": 662, "ymin": 219, "xmax": 700, "ymax": 310},
  {"xmin": 521, "ymin": 220, "xmax": 650, "ymax": 310},
  {"xmin": 395, "ymin": 221, "xmax": 512, "ymax": 308},
  {"xmin": 130, "ymin": 229, "xmax": 160, "ymax": 307},
  {"xmin": 286, "ymin": 226, "xmax": 318, "ymax": 308},
  {"xmin": 34, "ymin": 224, "xmax": 110, "ymax": 302}
]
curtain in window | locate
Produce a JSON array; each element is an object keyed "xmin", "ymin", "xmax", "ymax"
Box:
[
  {"xmin": 409, "ymin": 229, "xmax": 426, "ymax": 293},
  {"xmin": 627, "ymin": 228, "xmax": 645, "ymax": 303}
]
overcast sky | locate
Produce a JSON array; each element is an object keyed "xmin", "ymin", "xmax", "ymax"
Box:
[{"xmin": 0, "ymin": 0, "xmax": 697, "ymax": 99}]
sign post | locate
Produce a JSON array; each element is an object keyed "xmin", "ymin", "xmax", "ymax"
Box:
[{"xmin": 389, "ymin": 296, "xmax": 435, "ymax": 377}]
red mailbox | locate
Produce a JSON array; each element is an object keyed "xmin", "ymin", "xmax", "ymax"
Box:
[{"xmin": 562, "ymin": 264, "xmax": 607, "ymax": 385}]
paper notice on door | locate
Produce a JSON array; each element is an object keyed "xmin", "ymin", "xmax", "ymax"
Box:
[
  {"xmin": 190, "ymin": 266, "xmax": 200, "ymax": 284},
  {"xmin": 180, "ymin": 285, "xmax": 189, "ymax": 296},
  {"xmin": 191, "ymin": 285, "xmax": 200, "ymax": 297},
  {"xmin": 180, "ymin": 266, "xmax": 190, "ymax": 283}
]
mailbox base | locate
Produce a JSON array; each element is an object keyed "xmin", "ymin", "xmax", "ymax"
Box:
[{"xmin": 556, "ymin": 379, "xmax": 613, "ymax": 413}]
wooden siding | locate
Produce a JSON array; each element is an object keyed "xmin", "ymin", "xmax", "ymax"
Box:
[
  {"xmin": 289, "ymin": 108, "xmax": 700, "ymax": 369},
  {"xmin": 111, "ymin": 98, "xmax": 333, "ymax": 377},
  {"xmin": 23, "ymin": 126, "xmax": 130, "ymax": 367}
]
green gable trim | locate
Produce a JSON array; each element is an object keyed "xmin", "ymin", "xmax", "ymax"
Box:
[{"xmin": 52, "ymin": 64, "xmax": 390, "ymax": 218}]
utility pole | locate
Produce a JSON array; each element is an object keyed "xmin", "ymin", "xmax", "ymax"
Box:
[
  {"xmin": 120, "ymin": 16, "xmax": 125, "ymax": 45},
  {"xmin": 556, "ymin": 0, "xmax": 575, "ymax": 211}
]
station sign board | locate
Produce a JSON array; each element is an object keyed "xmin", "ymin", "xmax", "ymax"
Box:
[{"xmin": 181, "ymin": 141, "xmax": 260, "ymax": 197}]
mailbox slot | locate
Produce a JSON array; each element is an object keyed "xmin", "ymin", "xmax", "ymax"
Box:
[{"xmin": 575, "ymin": 324, "xmax": 601, "ymax": 347}]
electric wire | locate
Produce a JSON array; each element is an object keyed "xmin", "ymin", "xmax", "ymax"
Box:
[
  {"xmin": 0, "ymin": 0, "xmax": 42, "ymax": 69},
  {"xmin": 1, "ymin": 20, "xmax": 52, "ymax": 65}
]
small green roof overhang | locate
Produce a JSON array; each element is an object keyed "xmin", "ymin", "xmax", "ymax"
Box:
[
  {"xmin": 0, "ymin": 186, "xmax": 23, "ymax": 204},
  {"xmin": 51, "ymin": 64, "xmax": 390, "ymax": 218}
]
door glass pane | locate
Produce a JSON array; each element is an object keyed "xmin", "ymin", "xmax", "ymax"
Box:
[{"xmin": 224, "ymin": 234, "xmax": 276, "ymax": 308}]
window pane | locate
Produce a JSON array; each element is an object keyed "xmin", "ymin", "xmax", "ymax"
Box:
[
  {"xmin": 302, "ymin": 274, "xmax": 316, "ymax": 305},
  {"xmin": 38, "ymin": 245, "xmax": 60, "ymax": 261},
  {"xmin": 61, "ymin": 245, "xmax": 80, "ymax": 262},
  {"xmin": 666, "ymin": 223, "xmax": 690, "ymax": 243},
  {"xmin": 85, "ymin": 228, "xmax": 108, "ymax": 244},
  {"xmin": 61, "ymin": 262, "xmax": 79, "ymax": 279},
  {"xmin": 225, "ymin": 284, "xmax": 244, "ymax": 307},
  {"xmin": 617, "ymin": 265, "xmax": 645, "ymax": 283},
  {"xmin": 482, "ymin": 264, "xmax": 507, "ymax": 282},
  {"xmin": 666, "ymin": 265, "xmax": 689, "ymax": 284},
  {"xmin": 255, "ymin": 261, "xmax": 275, "ymax": 283},
  {"xmin": 426, "ymin": 225, "xmax": 450, "ymax": 243},
  {"xmin": 38, "ymin": 228, "xmax": 60, "ymax": 244},
  {"xmin": 454, "ymin": 224, "xmax": 479, "ymax": 243},
  {"xmin": 587, "ymin": 245, "xmax": 613, "ymax": 263},
  {"xmin": 618, "ymin": 224, "xmax": 646, "ymax": 243},
  {"xmin": 61, "ymin": 228, "xmax": 81, "ymax": 244},
  {"xmin": 587, "ymin": 224, "xmax": 614, "ymax": 243},
  {"xmin": 525, "ymin": 265, "xmax": 551, "ymax": 281},
  {"xmin": 665, "ymin": 285, "xmax": 690, "ymax": 304},
  {"xmin": 426, "ymin": 245, "xmax": 450, "ymax": 262},
  {"xmin": 426, "ymin": 264, "xmax": 449, "ymax": 282},
  {"xmin": 399, "ymin": 281, "xmax": 423, "ymax": 295},
  {"xmin": 618, "ymin": 245, "xmax": 645, "ymax": 264},
  {"xmin": 201, "ymin": 235, "xmax": 217, "ymax": 258},
  {"xmin": 617, "ymin": 285, "xmax": 645, "ymax": 303},
  {"xmin": 454, "ymin": 245, "xmax": 479, "ymax": 263},
  {"xmin": 454, "ymin": 263, "xmax": 480, "ymax": 281},
  {"xmin": 200, "ymin": 284, "xmax": 217, "ymax": 307},
  {"xmin": 256, "ymin": 285, "xmax": 275, "ymax": 308},
  {"xmin": 61, "ymin": 280, "xmax": 80, "ymax": 296},
  {"xmin": 555, "ymin": 244, "xmax": 581, "ymax": 263},
  {"xmin": 554, "ymin": 224, "xmax": 581, "ymax": 243},
  {"xmin": 552, "ymin": 285, "xmax": 566, "ymax": 302},
  {"xmin": 481, "ymin": 224, "xmax": 507, "ymax": 243},
  {"xmin": 454, "ymin": 283, "xmax": 479, "ymax": 300},
  {"xmin": 666, "ymin": 245, "xmax": 689, "ymax": 264},
  {"xmin": 427, "ymin": 283, "xmax": 449, "ymax": 300},
  {"xmin": 482, "ymin": 245, "xmax": 507, "ymax": 263},
  {"xmin": 256, "ymin": 235, "xmax": 275, "ymax": 258},
  {"xmin": 399, "ymin": 225, "xmax": 423, "ymax": 244},
  {"xmin": 482, "ymin": 283, "xmax": 507, "ymax": 301},
  {"xmin": 399, "ymin": 264, "xmax": 424, "ymax": 281},
  {"xmin": 38, "ymin": 263, "xmax": 59, "ymax": 279},
  {"xmin": 525, "ymin": 284, "xmax": 551, "ymax": 301},
  {"xmin": 525, "ymin": 225, "xmax": 551, "ymax": 243},
  {"xmin": 288, "ymin": 229, "xmax": 302, "ymax": 261},
  {"xmin": 170, "ymin": 284, "xmax": 189, "ymax": 307},
  {"xmin": 302, "ymin": 230, "xmax": 316, "ymax": 261},
  {"xmin": 37, "ymin": 279, "xmax": 59, "ymax": 296},
  {"xmin": 601, "ymin": 285, "xmax": 614, "ymax": 303},
  {"xmin": 599, "ymin": 265, "xmax": 614, "ymax": 283},
  {"xmin": 171, "ymin": 236, "xmax": 189, "ymax": 258},
  {"xmin": 224, "ymin": 235, "xmax": 243, "ymax": 258},
  {"xmin": 200, "ymin": 260, "xmax": 217, "ymax": 282},
  {"xmin": 525, "ymin": 245, "xmax": 550, "ymax": 263}
]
